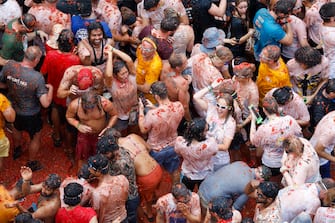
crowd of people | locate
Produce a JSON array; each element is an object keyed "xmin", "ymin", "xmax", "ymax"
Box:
[{"xmin": 0, "ymin": 0, "xmax": 335, "ymax": 221}]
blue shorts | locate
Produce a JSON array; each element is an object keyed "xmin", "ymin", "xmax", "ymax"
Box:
[{"xmin": 150, "ymin": 146, "xmax": 180, "ymax": 173}]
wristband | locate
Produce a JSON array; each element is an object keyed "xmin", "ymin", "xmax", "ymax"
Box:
[
  {"xmin": 76, "ymin": 122, "xmax": 81, "ymax": 129},
  {"xmin": 207, "ymin": 85, "xmax": 213, "ymax": 92}
]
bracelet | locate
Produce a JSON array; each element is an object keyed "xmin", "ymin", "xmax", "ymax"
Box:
[
  {"xmin": 76, "ymin": 122, "xmax": 81, "ymax": 129},
  {"xmin": 207, "ymin": 85, "xmax": 213, "ymax": 92}
]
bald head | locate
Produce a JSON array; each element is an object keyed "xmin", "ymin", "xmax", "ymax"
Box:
[{"xmin": 24, "ymin": 46, "xmax": 42, "ymax": 62}]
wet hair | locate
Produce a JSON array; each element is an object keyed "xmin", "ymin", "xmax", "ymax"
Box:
[
  {"xmin": 319, "ymin": 2, "xmax": 335, "ymax": 22},
  {"xmin": 113, "ymin": 60, "xmax": 128, "ymax": 75},
  {"xmin": 63, "ymin": 182, "xmax": 83, "ymax": 206},
  {"xmin": 325, "ymin": 79, "xmax": 335, "ymax": 94},
  {"xmin": 262, "ymin": 96, "xmax": 279, "ymax": 115},
  {"xmin": 24, "ymin": 46, "xmax": 42, "ymax": 62},
  {"xmin": 233, "ymin": 62, "xmax": 256, "ymax": 78},
  {"xmin": 183, "ymin": 118, "xmax": 207, "ymax": 146},
  {"xmin": 211, "ymin": 47, "xmax": 234, "ymax": 62},
  {"xmin": 15, "ymin": 213, "xmax": 35, "ymax": 223},
  {"xmin": 87, "ymin": 22, "xmax": 106, "ymax": 39},
  {"xmin": 322, "ymin": 188, "xmax": 335, "ymax": 207},
  {"xmin": 160, "ymin": 16, "xmax": 180, "ymax": 32},
  {"xmin": 274, "ymin": 0, "xmax": 294, "ymax": 15},
  {"xmin": 272, "ymin": 86, "xmax": 292, "ymax": 105},
  {"xmin": 171, "ymin": 183, "xmax": 191, "ymax": 198},
  {"xmin": 78, "ymin": 164, "xmax": 91, "ymax": 180},
  {"xmin": 258, "ymin": 181, "xmax": 279, "ymax": 199},
  {"xmin": 294, "ymin": 46, "xmax": 322, "ymax": 69},
  {"xmin": 262, "ymin": 45, "xmax": 281, "ymax": 62},
  {"xmin": 168, "ymin": 53, "xmax": 185, "ymax": 69},
  {"xmin": 81, "ymin": 90, "xmax": 103, "ymax": 114},
  {"xmin": 57, "ymin": 29, "xmax": 75, "ymax": 52},
  {"xmin": 96, "ymin": 129, "xmax": 120, "ymax": 154},
  {"xmin": 217, "ymin": 93, "xmax": 235, "ymax": 117},
  {"xmin": 120, "ymin": 6, "xmax": 137, "ymax": 26},
  {"xmin": 283, "ymin": 135, "xmax": 304, "ymax": 154},
  {"xmin": 150, "ymin": 81, "xmax": 168, "ymax": 99},
  {"xmin": 19, "ymin": 13, "xmax": 36, "ymax": 31},
  {"xmin": 164, "ymin": 8, "xmax": 180, "ymax": 20},
  {"xmin": 209, "ymin": 196, "xmax": 234, "ymax": 220},
  {"xmin": 322, "ymin": 178, "xmax": 335, "ymax": 189},
  {"xmin": 260, "ymin": 165, "xmax": 272, "ymax": 181},
  {"xmin": 87, "ymin": 154, "xmax": 109, "ymax": 175},
  {"xmin": 44, "ymin": 174, "xmax": 61, "ymax": 190},
  {"xmin": 143, "ymin": 0, "xmax": 159, "ymax": 10}
]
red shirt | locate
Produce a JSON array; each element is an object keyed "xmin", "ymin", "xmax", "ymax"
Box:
[
  {"xmin": 40, "ymin": 50, "xmax": 81, "ymax": 106},
  {"xmin": 55, "ymin": 206, "xmax": 97, "ymax": 223}
]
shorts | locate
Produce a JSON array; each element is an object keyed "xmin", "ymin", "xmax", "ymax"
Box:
[
  {"xmin": 149, "ymin": 146, "xmax": 180, "ymax": 173},
  {"xmin": 0, "ymin": 136, "xmax": 10, "ymax": 157},
  {"xmin": 137, "ymin": 164, "xmax": 163, "ymax": 203},
  {"xmin": 76, "ymin": 132, "xmax": 98, "ymax": 160},
  {"xmin": 51, "ymin": 102, "xmax": 67, "ymax": 124},
  {"xmin": 14, "ymin": 112, "xmax": 43, "ymax": 139}
]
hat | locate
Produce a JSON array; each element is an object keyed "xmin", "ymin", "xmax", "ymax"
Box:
[
  {"xmin": 200, "ymin": 27, "xmax": 225, "ymax": 54},
  {"xmin": 46, "ymin": 24, "xmax": 65, "ymax": 49},
  {"xmin": 77, "ymin": 68, "xmax": 93, "ymax": 90}
]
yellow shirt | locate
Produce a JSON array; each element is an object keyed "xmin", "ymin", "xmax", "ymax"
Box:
[
  {"xmin": 0, "ymin": 185, "xmax": 20, "ymax": 222},
  {"xmin": 0, "ymin": 94, "xmax": 11, "ymax": 139},
  {"xmin": 257, "ymin": 58, "xmax": 292, "ymax": 103},
  {"xmin": 136, "ymin": 47, "xmax": 162, "ymax": 103}
]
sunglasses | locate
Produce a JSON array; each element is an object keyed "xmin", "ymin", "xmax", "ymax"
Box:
[
  {"xmin": 216, "ymin": 104, "xmax": 231, "ymax": 110},
  {"xmin": 141, "ymin": 46, "xmax": 154, "ymax": 52}
]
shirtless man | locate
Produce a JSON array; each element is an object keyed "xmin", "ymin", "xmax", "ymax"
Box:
[
  {"xmin": 66, "ymin": 90, "xmax": 118, "ymax": 169},
  {"xmin": 138, "ymin": 81, "xmax": 184, "ymax": 182},
  {"xmin": 57, "ymin": 65, "xmax": 104, "ymax": 102},
  {"xmin": 77, "ymin": 21, "xmax": 114, "ymax": 72},
  {"xmin": 8, "ymin": 166, "xmax": 62, "ymax": 223},
  {"xmin": 87, "ymin": 154, "xmax": 129, "ymax": 222},
  {"xmin": 161, "ymin": 53, "xmax": 192, "ymax": 121},
  {"xmin": 99, "ymin": 129, "xmax": 163, "ymax": 221}
]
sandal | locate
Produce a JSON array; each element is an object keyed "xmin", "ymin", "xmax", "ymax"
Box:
[{"xmin": 52, "ymin": 134, "xmax": 62, "ymax": 147}]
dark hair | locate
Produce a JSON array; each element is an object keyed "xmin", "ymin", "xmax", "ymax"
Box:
[
  {"xmin": 242, "ymin": 218, "xmax": 255, "ymax": 223},
  {"xmin": 113, "ymin": 60, "xmax": 128, "ymax": 75},
  {"xmin": 87, "ymin": 21, "xmax": 106, "ymax": 39},
  {"xmin": 274, "ymin": 0, "xmax": 294, "ymax": 15},
  {"xmin": 81, "ymin": 90, "xmax": 103, "ymax": 114},
  {"xmin": 168, "ymin": 53, "xmax": 186, "ymax": 69},
  {"xmin": 143, "ymin": 0, "xmax": 160, "ymax": 10},
  {"xmin": 319, "ymin": 2, "xmax": 335, "ymax": 22},
  {"xmin": 325, "ymin": 79, "xmax": 335, "ymax": 94},
  {"xmin": 184, "ymin": 118, "xmax": 207, "ymax": 146},
  {"xmin": 88, "ymin": 154, "xmax": 109, "ymax": 175},
  {"xmin": 160, "ymin": 16, "xmax": 180, "ymax": 32},
  {"xmin": 209, "ymin": 196, "xmax": 234, "ymax": 220},
  {"xmin": 44, "ymin": 174, "xmax": 61, "ymax": 190},
  {"xmin": 150, "ymin": 81, "xmax": 168, "ymax": 99},
  {"xmin": 97, "ymin": 129, "xmax": 120, "ymax": 154},
  {"xmin": 272, "ymin": 86, "xmax": 292, "ymax": 105},
  {"xmin": 294, "ymin": 46, "xmax": 322, "ymax": 68},
  {"xmin": 258, "ymin": 181, "xmax": 279, "ymax": 199},
  {"xmin": 63, "ymin": 183, "xmax": 83, "ymax": 206},
  {"xmin": 121, "ymin": 6, "xmax": 137, "ymax": 26},
  {"xmin": 171, "ymin": 183, "xmax": 190, "ymax": 198},
  {"xmin": 78, "ymin": 164, "xmax": 91, "ymax": 180},
  {"xmin": 20, "ymin": 13, "xmax": 36, "ymax": 31},
  {"xmin": 217, "ymin": 93, "xmax": 235, "ymax": 117},
  {"xmin": 262, "ymin": 96, "xmax": 279, "ymax": 115},
  {"xmin": 57, "ymin": 29, "xmax": 74, "ymax": 52}
]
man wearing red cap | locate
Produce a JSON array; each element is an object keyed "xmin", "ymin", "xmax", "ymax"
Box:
[{"xmin": 57, "ymin": 65, "xmax": 104, "ymax": 101}]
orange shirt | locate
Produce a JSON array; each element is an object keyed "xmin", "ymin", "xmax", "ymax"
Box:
[{"xmin": 0, "ymin": 185, "xmax": 20, "ymax": 222}]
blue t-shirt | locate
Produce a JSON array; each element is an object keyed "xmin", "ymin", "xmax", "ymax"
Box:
[
  {"xmin": 253, "ymin": 8, "xmax": 286, "ymax": 60},
  {"xmin": 71, "ymin": 15, "xmax": 113, "ymax": 43}
]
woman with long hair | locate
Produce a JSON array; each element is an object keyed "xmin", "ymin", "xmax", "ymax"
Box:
[
  {"xmin": 175, "ymin": 118, "xmax": 218, "ymax": 191},
  {"xmin": 193, "ymin": 78, "xmax": 237, "ymax": 171}
]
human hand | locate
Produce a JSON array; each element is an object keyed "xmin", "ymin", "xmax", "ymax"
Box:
[
  {"xmin": 20, "ymin": 166, "xmax": 32, "ymax": 181},
  {"xmin": 37, "ymin": 30, "xmax": 48, "ymax": 42},
  {"xmin": 211, "ymin": 77, "xmax": 224, "ymax": 89},
  {"xmin": 77, "ymin": 123, "xmax": 92, "ymax": 134},
  {"xmin": 177, "ymin": 202, "xmax": 190, "ymax": 216},
  {"xmin": 69, "ymin": 85, "xmax": 79, "ymax": 95},
  {"xmin": 45, "ymin": 84, "xmax": 53, "ymax": 90}
]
